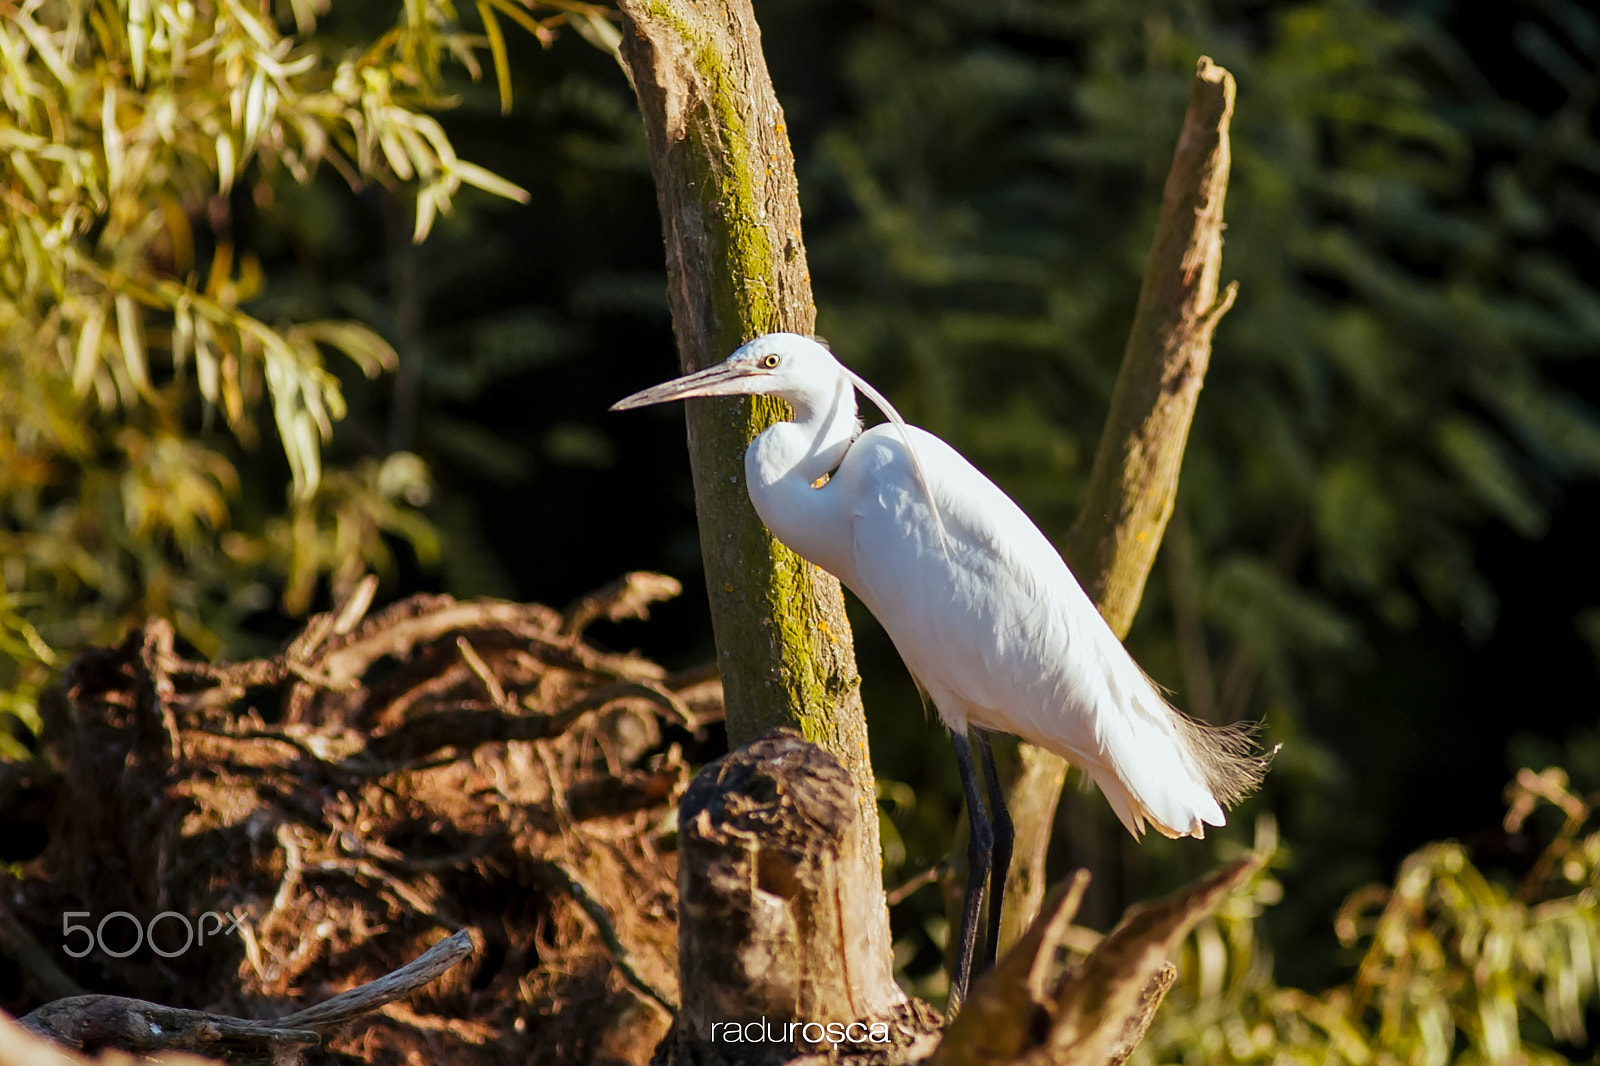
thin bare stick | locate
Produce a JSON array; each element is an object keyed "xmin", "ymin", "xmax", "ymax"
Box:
[
  {"xmin": 276, "ymin": 929, "xmax": 475, "ymax": 1030},
  {"xmin": 536, "ymin": 862, "xmax": 677, "ymax": 1013}
]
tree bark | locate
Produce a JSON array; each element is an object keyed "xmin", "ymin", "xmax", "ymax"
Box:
[
  {"xmin": 1000, "ymin": 57, "xmax": 1240, "ymax": 952},
  {"xmin": 661, "ymin": 731, "xmax": 926, "ymax": 1066},
  {"xmin": 614, "ymin": 0, "xmax": 882, "ymax": 885}
]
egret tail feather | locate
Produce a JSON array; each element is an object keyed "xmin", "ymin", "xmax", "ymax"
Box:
[
  {"xmin": 1175, "ymin": 714, "xmax": 1276, "ymax": 807},
  {"xmin": 1071, "ymin": 683, "xmax": 1270, "ymax": 839}
]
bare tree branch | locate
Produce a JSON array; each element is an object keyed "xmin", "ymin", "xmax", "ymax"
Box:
[
  {"xmin": 13, "ymin": 930, "xmax": 473, "ymax": 1061},
  {"xmin": 1002, "ymin": 56, "xmax": 1241, "ymax": 952}
]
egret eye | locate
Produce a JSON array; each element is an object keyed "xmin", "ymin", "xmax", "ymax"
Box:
[{"xmin": 762, "ymin": 354, "xmax": 780, "ymax": 369}]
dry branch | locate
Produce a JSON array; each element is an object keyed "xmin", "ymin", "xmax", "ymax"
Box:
[
  {"xmin": 562, "ymin": 572, "xmax": 685, "ymax": 636},
  {"xmin": 1063, "ymin": 56, "xmax": 1238, "ymax": 618},
  {"xmin": 932, "ymin": 857, "xmax": 1263, "ymax": 1066},
  {"xmin": 1002, "ymin": 56, "xmax": 1242, "ymax": 952},
  {"xmin": 14, "ymin": 931, "xmax": 472, "ymax": 1061}
]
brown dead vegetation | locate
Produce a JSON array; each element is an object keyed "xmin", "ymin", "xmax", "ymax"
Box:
[{"xmin": 1, "ymin": 573, "xmax": 713, "ymax": 1066}]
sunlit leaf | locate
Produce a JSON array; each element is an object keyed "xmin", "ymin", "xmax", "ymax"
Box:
[
  {"xmin": 114, "ymin": 292, "xmax": 149, "ymax": 394},
  {"xmin": 72, "ymin": 299, "xmax": 108, "ymax": 397},
  {"xmin": 477, "ymin": 1, "xmax": 513, "ymax": 114},
  {"xmin": 451, "ymin": 157, "xmax": 531, "ymax": 202},
  {"xmin": 216, "ymin": 132, "xmax": 236, "ymax": 193}
]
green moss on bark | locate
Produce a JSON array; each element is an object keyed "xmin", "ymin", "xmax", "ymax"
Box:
[{"xmin": 616, "ymin": 0, "xmax": 881, "ymax": 875}]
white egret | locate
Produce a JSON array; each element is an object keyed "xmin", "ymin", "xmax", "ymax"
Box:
[{"xmin": 612, "ymin": 332, "xmax": 1268, "ymax": 1008}]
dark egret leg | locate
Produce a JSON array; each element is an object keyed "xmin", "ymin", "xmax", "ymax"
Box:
[
  {"xmin": 947, "ymin": 727, "xmax": 992, "ymax": 1014},
  {"xmin": 976, "ymin": 732, "xmax": 1013, "ymax": 972}
]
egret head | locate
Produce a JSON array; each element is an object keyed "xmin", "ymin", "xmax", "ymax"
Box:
[
  {"xmin": 609, "ymin": 333, "xmax": 841, "ymax": 412},
  {"xmin": 613, "ymin": 331, "xmax": 952, "ymax": 556}
]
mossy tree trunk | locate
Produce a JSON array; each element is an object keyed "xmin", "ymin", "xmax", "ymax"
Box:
[
  {"xmin": 1000, "ymin": 58, "xmax": 1241, "ymax": 952},
  {"xmin": 614, "ymin": 0, "xmax": 888, "ymax": 943}
]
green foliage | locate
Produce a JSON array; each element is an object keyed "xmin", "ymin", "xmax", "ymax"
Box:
[
  {"xmin": 1144, "ymin": 768, "xmax": 1600, "ymax": 1064},
  {"xmin": 0, "ymin": 0, "xmax": 562, "ymax": 718}
]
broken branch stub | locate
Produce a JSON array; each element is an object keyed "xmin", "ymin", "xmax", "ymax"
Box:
[
  {"xmin": 931, "ymin": 856, "xmax": 1264, "ymax": 1066},
  {"xmin": 1063, "ymin": 54, "xmax": 1238, "ymax": 624},
  {"xmin": 663, "ymin": 729, "xmax": 916, "ymax": 1066},
  {"xmin": 1037, "ymin": 856, "xmax": 1260, "ymax": 1065}
]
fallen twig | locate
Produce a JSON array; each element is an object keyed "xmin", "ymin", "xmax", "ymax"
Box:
[
  {"xmin": 536, "ymin": 862, "xmax": 677, "ymax": 1013},
  {"xmin": 14, "ymin": 930, "xmax": 473, "ymax": 1061},
  {"xmin": 561, "ymin": 571, "xmax": 684, "ymax": 636}
]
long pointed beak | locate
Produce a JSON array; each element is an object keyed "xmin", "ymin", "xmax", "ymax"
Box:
[{"xmin": 609, "ymin": 362, "xmax": 760, "ymax": 411}]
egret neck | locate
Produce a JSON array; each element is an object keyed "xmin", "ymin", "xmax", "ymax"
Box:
[{"xmin": 743, "ymin": 369, "xmax": 862, "ymax": 578}]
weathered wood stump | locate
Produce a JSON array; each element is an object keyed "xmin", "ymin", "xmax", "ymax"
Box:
[{"xmin": 658, "ymin": 729, "xmax": 938, "ymax": 1066}]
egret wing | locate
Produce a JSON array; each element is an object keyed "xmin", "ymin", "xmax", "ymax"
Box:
[
  {"xmin": 838, "ymin": 425, "xmax": 1235, "ymax": 838},
  {"xmin": 839, "ymin": 427, "xmax": 1110, "ymax": 749}
]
